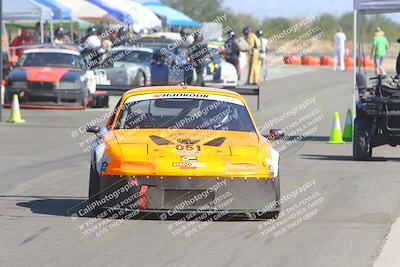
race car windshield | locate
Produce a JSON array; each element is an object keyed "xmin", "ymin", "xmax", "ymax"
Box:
[
  {"xmin": 116, "ymin": 97, "xmax": 255, "ymax": 132},
  {"xmin": 112, "ymin": 50, "xmax": 152, "ymax": 63},
  {"xmin": 19, "ymin": 53, "xmax": 81, "ymax": 68}
]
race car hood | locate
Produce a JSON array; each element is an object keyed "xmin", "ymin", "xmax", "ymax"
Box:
[
  {"xmin": 101, "ymin": 129, "xmax": 271, "ymax": 178},
  {"xmin": 17, "ymin": 66, "xmax": 80, "ymax": 82}
]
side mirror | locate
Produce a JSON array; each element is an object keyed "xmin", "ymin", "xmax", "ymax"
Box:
[
  {"xmin": 86, "ymin": 125, "xmax": 101, "ymax": 137},
  {"xmin": 263, "ymin": 129, "xmax": 284, "ymax": 140}
]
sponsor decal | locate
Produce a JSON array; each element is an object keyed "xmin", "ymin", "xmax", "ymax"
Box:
[
  {"xmin": 100, "ymin": 156, "xmax": 111, "ymax": 171},
  {"xmin": 181, "ymin": 156, "xmax": 197, "ymax": 162},
  {"xmin": 153, "ymin": 93, "xmax": 209, "ymax": 99},
  {"xmin": 177, "ymin": 150, "xmax": 200, "ymax": 156},
  {"xmin": 172, "ymin": 162, "xmax": 206, "ymax": 169},
  {"xmin": 42, "ymin": 67, "xmax": 52, "ymax": 72},
  {"xmin": 100, "ymin": 162, "xmax": 108, "ymax": 171},
  {"xmin": 39, "ymin": 74, "xmax": 48, "ymax": 81},
  {"xmin": 177, "ymin": 138, "xmax": 199, "ymax": 145}
]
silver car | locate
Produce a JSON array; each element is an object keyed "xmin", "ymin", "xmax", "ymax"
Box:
[
  {"xmin": 94, "ymin": 46, "xmax": 189, "ymax": 94},
  {"xmin": 95, "ymin": 47, "xmax": 153, "ymax": 92}
]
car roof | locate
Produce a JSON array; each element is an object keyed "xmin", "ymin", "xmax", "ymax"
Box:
[
  {"xmin": 111, "ymin": 47, "xmax": 153, "ymax": 53},
  {"xmin": 123, "ymin": 86, "xmax": 243, "ymax": 100},
  {"xmin": 23, "ymin": 47, "xmax": 80, "ymax": 56}
]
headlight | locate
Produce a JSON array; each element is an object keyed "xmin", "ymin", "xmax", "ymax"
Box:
[
  {"xmin": 9, "ymin": 81, "xmax": 28, "ymax": 89},
  {"xmin": 266, "ymin": 147, "xmax": 280, "ymax": 178},
  {"xmin": 55, "ymin": 80, "xmax": 81, "ymax": 90}
]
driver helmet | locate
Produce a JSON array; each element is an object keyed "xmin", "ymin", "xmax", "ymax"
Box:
[{"xmin": 85, "ymin": 35, "xmax": 101, "ymax": 50}]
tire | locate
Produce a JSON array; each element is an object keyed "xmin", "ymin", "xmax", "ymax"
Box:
[
  {"xmin": 136, "ymin": 71, "xmax": 146, "ymax": 87},
  {"xmin": 356, "ymin": 72, "xmax": 367, "ymax": 88},
  {"xmin": 272, "ymin": 175, "xmax": 281, "ymax": 218},
  {"xmin": 353, "ymin": 118, "xmax": 371, "ymax": 161},
  {"xmin": 88, "ymin": 161, "xmax": 103, "ymax": 217},
  {"xmin": 79, "ymin": 89, "xmax": 88, "ymax": 108},
  {"xmin": 256, "ymin": 175, "xmax": 280, "ymax": 220},
  {"xmin": 90, "ymin": 95, "xmax": 109, "ymax": 108},
  {"xmin": 4, "ymin": 90, "xmax": 12, "ymax": 104}
]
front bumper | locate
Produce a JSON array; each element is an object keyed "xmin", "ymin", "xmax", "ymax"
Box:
[
  {"xmin": 97, "ymin": 175, "xmax": 279, "ymax": 219},
  {"xmin": 6, "ymin": 87, "xmax": 83, "ymax": 103}
]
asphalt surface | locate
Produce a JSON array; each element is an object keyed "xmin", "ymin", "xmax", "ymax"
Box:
[{"xmin": 1, "ymin": 68, "xmax": 400, "ymax": 267}]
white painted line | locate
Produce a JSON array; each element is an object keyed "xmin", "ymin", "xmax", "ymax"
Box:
[{"xmin": 374, "ymin": 216, "xmax": 400, "ymax": 267}]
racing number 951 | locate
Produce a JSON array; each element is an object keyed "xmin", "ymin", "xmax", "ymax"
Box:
[{"xmin": 176, "ymin": 144, "xmax": 201, "ymax": 151}]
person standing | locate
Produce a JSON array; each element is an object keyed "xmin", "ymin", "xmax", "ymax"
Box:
[
  {"xmin": 333, "ymin": 27, "xmax": 346, "ymax": 71},
  {"xmin": 256, "ymin": 30, "xmax": 268, "ymax": 80},
  {"xmin": 371, "ymin": 27, "xmax": 389, "ymax": 75},
  {"xmin": 32, "ymin": 22, "xmax": 42, "ymax": 44},
  {"xmin": 80, "ymin": 27, "xmax": 103, "ymax": 70},
  {"xmin": 189, "ymin": 32, "xmax": 210, "ymax": 86},
  {"xmin": 224, "ymin": 31, "xmax": 240, "ymax": 80},
  {"xmin": 243, "ymin": 27, "xmax": 260, "ymax": 85},
  {"xmin": 396, "ymin": 38, "xmax": 400, "ymax": 75},
  {"xmin": 54, "ymin": 27, "xmax": 71, "ymax": 44},
  {"xmin": 10, "ymin": 28, "xmax": 32, "ymax": 59}
]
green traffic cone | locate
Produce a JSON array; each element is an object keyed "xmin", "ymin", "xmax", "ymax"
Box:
[
  {"xmin": 328, "ymin": 112, "xmax": 345, "ymax": 144},
  {"xmin": 7, "ymin": 94, "xmax": 25, "ymax": 124},
  {"xmin": 343, "ymin": 109, "xmax": 352, "ymax": 140}
]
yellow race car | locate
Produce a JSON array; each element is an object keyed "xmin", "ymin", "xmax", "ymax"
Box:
[{"xmin": 86, "ymin": 86, "xmax": 281, "ymax": 220}]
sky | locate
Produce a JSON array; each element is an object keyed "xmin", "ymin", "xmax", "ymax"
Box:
[
  {"xmin": 135, "ymin": 0, "xmax": 400, "ymax": 22},
  {"xmin": 222, "ymin": 0, "xmax": 400, "ymax": 22},
  {"xmin": 222, "ymin": 0, "xmax": 354, "ymax": 19}
]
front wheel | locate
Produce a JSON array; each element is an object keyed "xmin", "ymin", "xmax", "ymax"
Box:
[
  {"xmin": 353, "ymin": 118, "xmax": 371, "ymax": 161},
  {"xmin": 272, "ymin": 175, "xmax": 281, "ymax": 218},
  {"xmin": 89, "ymin": 95, "xmax": 109, "ymax": 108},
  {"xmin": 136, "ymin": 71, "xmax": 146, "ymax": 87},
  {"xmin": 256, "ymin": 176, "xmax": 280, "ymax": 220},
  {"xmin": 89, "ymin": 162, "xmax": 103, "ymax": 217},
  {"xmin": 4, "ymin": 90, "xmax": 13, "ymax": 104}
]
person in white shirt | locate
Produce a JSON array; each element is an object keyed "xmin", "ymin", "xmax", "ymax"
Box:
[
  {"xmin": 333, "ymin": 27, "xmax": 346, "ymax": 71},
  {"xmin": 256, "ymin": 30, "xmax": 268, "ymax": 80}
]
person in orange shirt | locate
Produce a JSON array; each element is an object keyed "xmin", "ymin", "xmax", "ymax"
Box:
[{"xmin": 10, "ymin": 28, "xmax": 32, "ymax": 59}]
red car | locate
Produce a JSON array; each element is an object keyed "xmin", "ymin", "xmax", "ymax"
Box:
[{"xmin": 5, "ymin": 46, "xmax": 107, "ymax": 108}]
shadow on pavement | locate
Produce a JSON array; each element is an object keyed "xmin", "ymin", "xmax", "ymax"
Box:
[
  {"xmin": 300, "ymin": 154, "xmax": 400, "ymax": 162},
  {"xmin": 300, "ymin": 154, "xmax": 353, "ymax": 161},
  {"xmin": 284, "ymin": 135, "xmax": 330, "ymax": 142},
  {"xmin": 9, "ymin": 195, "xmax": 277, "ymax": 221},
  {"xmin": 9, "ymin": 196, "xmax": 88, "ymax": 217}
]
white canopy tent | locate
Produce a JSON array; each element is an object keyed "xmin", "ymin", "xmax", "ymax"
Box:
[
  {"xmin": 354, "ymin": 0, "xmax": 400, "ymax": 14},
  {"xmin": 57, "ymin": 0, "xmax": 119, "ymax": 23},
  {"xmin": 107, "ymin": 0, "xmax": 162, "ymax": 30},
  {"xmin": 3, "ymin": 0, "xmax": 53, "ymax": 42},
  {"xmin": 3, "ymin": 0, "xmax": 53, "ymax": 21}
]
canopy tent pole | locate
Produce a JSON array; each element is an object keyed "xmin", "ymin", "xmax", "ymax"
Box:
[
  {"xmin": 357, "ymin": 14, "xmax": 362, "ymax": 74},
  {"xmin": 353, "ymin": 9, "xmax": 358, "ymax": 122},
  {"xmin": 50, "ymin": 21, "xmax": 54, "ymax": 43},
  {"xmin": 40, "ymin": 20, "xmax": 44, "ymax": 43},
  {"xmin": 70, "ymin": 21, "xmax": 73, "ymax": 42}
]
